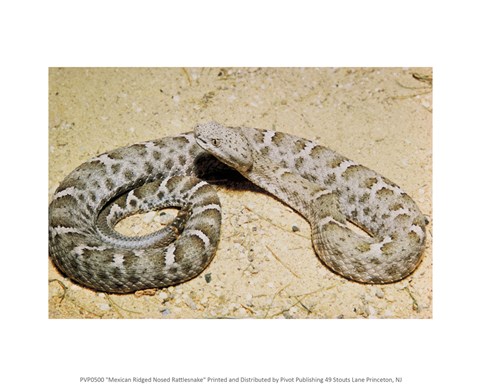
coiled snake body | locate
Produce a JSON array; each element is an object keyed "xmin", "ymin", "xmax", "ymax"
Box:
[{"xmin": 49, "ymin": 122, "xmax": 427, "ymax": 293}]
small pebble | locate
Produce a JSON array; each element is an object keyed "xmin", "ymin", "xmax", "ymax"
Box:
[
  {"xmin": 183, "ymin": 295, "xmax": 197, "ymax": 310},
  {"xmin": 98, "ymin": 303, "xmax": 110, "ymax": 311},
  {"xmin": 143, "ymin": 211, "xmax": 156, "ymax": 223},
  {"xmin": 155, "ymin": 212, "xmax": 175, "ymax": 225},
  {"xmin": 384, "ymin": 309, "xmax": 394, "ymax": 318},
  {"xmin": 158, "ymin": 291, "xmax": 169, "ymax": 300},
  {"xmin": 289, "ymin": 306, "xmax": 299, "ymax": 315},
  {"xmin": 421, "ymin": 99, "xmax": 431, "ymax": 109},
  {"xmin": 204, "ymin": 273, "xmax": 212, "ymax": 283}
]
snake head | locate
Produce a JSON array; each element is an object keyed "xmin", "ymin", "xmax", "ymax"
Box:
[{"xmin": 194, "ymin": 121, "xmax": 253, "ymax": 173}]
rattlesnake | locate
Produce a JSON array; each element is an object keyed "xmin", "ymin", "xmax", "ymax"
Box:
[{"xmin": 49, "ymin": 121, "xmax": 427, "ymax": 293}]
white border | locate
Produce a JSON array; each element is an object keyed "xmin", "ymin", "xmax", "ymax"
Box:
[{"xmin": 3, "ymin": 1, "xmax": 479, "ymax": 383}]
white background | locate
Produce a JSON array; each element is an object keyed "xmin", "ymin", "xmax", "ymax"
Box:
[{"xmin": 2, "ymin": 1, "xmax": 478, "ymax": 383}]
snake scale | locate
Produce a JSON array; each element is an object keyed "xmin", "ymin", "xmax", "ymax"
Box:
[{"xmin": 49, "ymin": 121, "xmax": 427, "ymax": 293}]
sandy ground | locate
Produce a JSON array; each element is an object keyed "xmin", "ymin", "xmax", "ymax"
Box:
[{"xmin": 48, "ymin": 67, "xmax": 432, "ymax": 319}]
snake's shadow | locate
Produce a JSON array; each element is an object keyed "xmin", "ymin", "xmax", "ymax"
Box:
[{"xmin": 192, "ymin": 152, "xmax": 265, "ymax": 194}]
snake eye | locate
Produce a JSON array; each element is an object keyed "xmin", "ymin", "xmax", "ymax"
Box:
[{"xmin": 212, "ymin": 138, "xmax": 219, "ymax": 147}]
